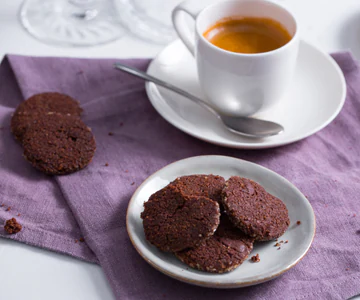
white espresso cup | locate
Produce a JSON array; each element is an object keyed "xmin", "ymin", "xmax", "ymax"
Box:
[{"xmin": 172, "ymin": 0, "xmax": 299, "ymax": 117}]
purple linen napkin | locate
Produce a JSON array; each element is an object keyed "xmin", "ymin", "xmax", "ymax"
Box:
[
  {"xmin": 0, "ymin": 58, "xmax": 97, "ymax": 263},
  {"xmin": 0, "ymin": 52, "xmax": 359, "ymax": 300}
]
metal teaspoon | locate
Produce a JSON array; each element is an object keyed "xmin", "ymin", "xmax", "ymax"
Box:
[{"xmin": 114, "ymin": 62, "xmax": 284, "ymax": 138}]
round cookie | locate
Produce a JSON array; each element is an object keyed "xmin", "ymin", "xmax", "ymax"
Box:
[
  {"xmin": 11, "ymin": 92, "xmax": 82, "ymax": 142},
  {"xmin": 176, "ymin": 215, "xmax": 254, "ymax": 273},
  {"xmin": 169, "ymin": 174, "xmax": 225, "ymax": 204},
  {"xmin": 141, "ymin": 185, "xmax": 220, "ymax": 252},
  {"xmin": 22, "ymin": 113, "xmax": 95, "ymax": 175},
  {"xmin": 222, "ymin": 176, "xmax": 290, "ymax": 241}
]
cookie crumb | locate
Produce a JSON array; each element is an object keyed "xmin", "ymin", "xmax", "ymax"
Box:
[
  {"xmin": 125, "ymin": 170, "xmax": 129, "ymax": 173},
  {"xmin": 296, "ymin": 220, "xmax": 301, "ymax": 225},
  {"xmin": 285, "ymin": 240, "xmax": 288, "ymax": 244},
  {"xmin": 277, "ymin": 247, "xmax": 281, "ymax": 250},
  {"xmin": 131, "ymin": 182, "xmax": 135, "ymax": 186},
  {"xmin": 79, "ymin": 237, "xmax": 85, "ymax": 243},
  {"xmin": 251, "ymin": 254, "xmax": 260, "ymax": 262},
  {"xmin": 17, "ymin": 213, "xmax": 21, "ymax": 217},
  {"xmin": 346, "ymin": 268, "xmax": 349, "ymax": 271},
  {"xmin": 108, "ymin": 132, "xmax": 114, "ymax": 136},
  {"xmin": 280, "ymin": 240, "xmax": 284, "ymax": 243},
  {"xmin": 0, "ymin": 204, "xmax": 4, "ymax": 207},
  {"xmin": 4, "ymin": 218, "xmax": 22, "ymax": 234},
  {"xmin": 105, "ymin": 163, "xmax": 109, "ymax": 167},
  {"xmin": 6, "ymin": 207, "xmax": 11, "ymax": 212},
  {"xmin": 275, "ymin": 243, "xmax": 281, "ymax": 247},
  {"xmin": 75, "ymin": 239, "xmax": 78, "ymax": 243}
]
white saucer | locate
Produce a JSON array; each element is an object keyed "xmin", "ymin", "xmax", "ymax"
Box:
[
  {"xmin": 146, "ymin": 40, "xmax": 346, "ymax": 149},
  {"xmin": 126, "ymin": 155, "xmax": 316, "ymax": 288}
]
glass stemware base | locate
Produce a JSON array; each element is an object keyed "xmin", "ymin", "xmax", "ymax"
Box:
[
  {"xmin": 20, "ymin": 0, "xmax": 125, "ymax": 47},
  {"xmin": 115, "ymin": 0, "xmax": 183, "ymax": 44}
]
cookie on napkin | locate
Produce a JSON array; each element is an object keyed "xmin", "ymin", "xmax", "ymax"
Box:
[
  {"xmin": 11, "ymin": 92, "xmax": 82, "ymax": 142},
  {"xmin": 22, "ymin": 113, "xmax": 95, "ymax": 175}
]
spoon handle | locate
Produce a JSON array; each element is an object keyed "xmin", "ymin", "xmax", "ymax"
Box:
[{"xmin": 113, "ymin": 62, "xmax": 218, "ymax": 117}]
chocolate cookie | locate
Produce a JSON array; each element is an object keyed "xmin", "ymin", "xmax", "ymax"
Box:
[
  {"xmin": 22, "ymin": 113, "xmax": 95, "ymax": 175},
  {"xmin": 222, "ymin": 176, "xmax": 290, "ymax": 241},
  {"xmin": 11, "ymin": 92, "xmax": 82, "ymax": 142},
  {"xmin": 141, "ymin": 185, "xmax": 220, "ymax": 252},
  {"xmin": 176, "ymin": 215, "xmax": 254, "ymax": 273},
  {"xmin": 170, "ymin": 175, "xmax": 225, "ymax": 204}
]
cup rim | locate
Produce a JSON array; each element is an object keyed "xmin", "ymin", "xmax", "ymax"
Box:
[{"xmin": 195, "ymin": 0, "xmax": 299, "ymax": 57}]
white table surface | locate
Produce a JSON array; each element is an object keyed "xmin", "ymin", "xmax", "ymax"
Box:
[{"xmin": 1, "ymin": 1, "xmax": 359, "ymax": 299}]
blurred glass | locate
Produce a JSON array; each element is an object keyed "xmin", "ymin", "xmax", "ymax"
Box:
[
  {"xmin": 115, "ymin": 0, "xmax": 183, "ymax": 44},
  {"xmin": 20, "ymin": 0, "xmax": 125, "ymax": 46}
]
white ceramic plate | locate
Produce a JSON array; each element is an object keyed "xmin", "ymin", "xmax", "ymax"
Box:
[
  {"xmin": 126, "ymin": 155, "xmax": 316, "ymax": 288},
  {"xmin": 146, "ymin": 40, "xmax": 346, "ymax": 149}
]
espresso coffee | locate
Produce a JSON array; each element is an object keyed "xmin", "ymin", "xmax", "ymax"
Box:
[{"xmin": 203, "ymin": 17, "xmax": 292, "ymax": 54}]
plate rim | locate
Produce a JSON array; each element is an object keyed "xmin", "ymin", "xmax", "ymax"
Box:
[
  {"xmin": 126, "ymin": 155, "xmax": 316, "ymax": 288},
  {"xmin": 145, "ymin": 39, "xmax": 347, "ymax": 149}
]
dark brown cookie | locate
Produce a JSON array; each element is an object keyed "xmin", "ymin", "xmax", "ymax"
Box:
[
  {"xmin": 176, "ymin": 215, "xmax": 254, "ymax": 273},
  {"xmin": 4, "ymin": 218, "xmax": 22, "ymax": 234},
  {"xmin": 22, "ymin": 113, "xmax": 95, "ymax": 175},
  {"xmin": 11, "ymin": 92, "xmax": 82, "ymax": 142},
  {"xmin": 222, "ymin": 176, "xmax": 290, "ymax": 241},
  {"xmin": 141, "ymin": 185, "xmax": 220, "ymax": 252},
  {"xmin": 169, "ymin": 174, "xmax": 225, "ymax": 204}
]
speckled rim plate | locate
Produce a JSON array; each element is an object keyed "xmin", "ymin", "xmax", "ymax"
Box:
[{"xmin": 126, "ymin": 155, "xmax": 316, "ymax": 288}]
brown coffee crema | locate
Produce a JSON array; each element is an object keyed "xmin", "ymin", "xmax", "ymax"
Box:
[{"xmin": 203, "ymin": 17, "xmax": 292, "ymax": 54}]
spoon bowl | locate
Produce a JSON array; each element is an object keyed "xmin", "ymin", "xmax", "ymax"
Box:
[{"xmin": 114, "ymin": 62, "xmax": 284, "ymax": 138}]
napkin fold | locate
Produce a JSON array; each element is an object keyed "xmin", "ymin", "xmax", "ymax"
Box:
[{"xmin": 0, "ymin": 52, "xmax": 359, "ymax": 300}]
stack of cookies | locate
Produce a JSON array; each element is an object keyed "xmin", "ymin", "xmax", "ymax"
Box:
[
  {"xmin": 141, "ymin": 175, "xmax": 290, "ymax": 274},
  {"xmin": 11, "ymin": 92, "xmax": 96, "ymax": 175}
]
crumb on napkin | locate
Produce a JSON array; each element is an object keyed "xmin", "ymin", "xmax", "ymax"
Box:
[{"xmin": 4, "ymin": 218, "xmax": 22, "ymax": 234}]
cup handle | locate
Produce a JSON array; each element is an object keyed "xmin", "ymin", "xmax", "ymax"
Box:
[{"xmin": 172, "ymin": 0, "xmax": 204, "ymax": 56}]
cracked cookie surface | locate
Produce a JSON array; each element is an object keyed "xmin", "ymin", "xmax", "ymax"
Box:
[
  {"xmin": 169, "ymin": 174, "xmax": 225, "ymax": 205},
  {"xmin": 141, "ymin": 185, "xmax": 220, "ymax": 252},
  {"xmin": 176, "ymin": 215, "xmax": 254, "ymax": 273}
]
